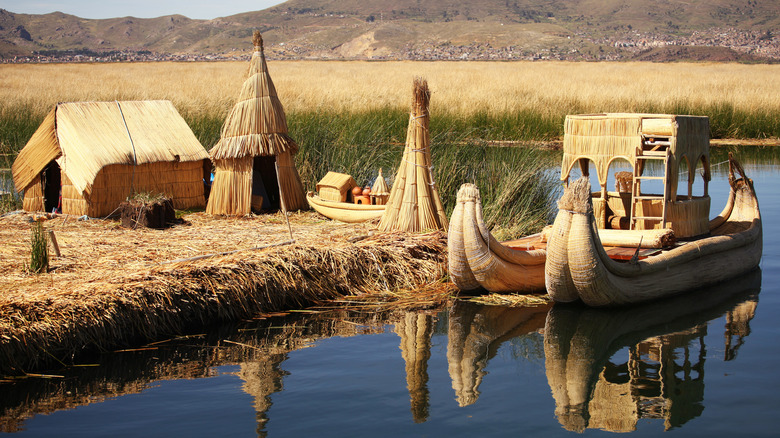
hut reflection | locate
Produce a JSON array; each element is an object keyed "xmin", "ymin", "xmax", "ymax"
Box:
[
  {"xmin": 447, "ymin": 301, "xmax": 550, "ymax": 407},
  {"xmin": 544, "ymin": 269, "xmax": 760, "ymax": 432},
  {"xmin": 394, "ymin": 312, "xmax": 435, "ymax": 423},
  {"xmin": 237, "ymin": 354, "xmax": 288, "ymax": 437}
]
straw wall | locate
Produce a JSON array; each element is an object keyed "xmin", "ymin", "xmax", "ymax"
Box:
[
  {"xmin": 633, "ymin": 196, "xmax": 710, "ymax": 237},
  {"xmin": 61, "ymin": 172, "xmax": 87, "ymax": 216},
  {"xmin": 88, "ymin": 161, "xmax": 205, "ymax": 218},
  {"xmin": 22, "ymin": 175, "xmax": 43, "ymax": 212},
  {"xmin": 562, "ymin": 116, "xmax": 642, "ymax": 184},
  {"xmin": 276, "ymin": 150, "xmax": 306, "ymax": 211},
  {"xmin": 206, "ymin": 157, "xmax": 253, "ymax": 216}
]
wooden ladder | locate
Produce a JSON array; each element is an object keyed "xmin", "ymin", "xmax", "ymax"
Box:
[{"xmin": 630, "ymin": 137, "xmax": 670, "ymax": 230}]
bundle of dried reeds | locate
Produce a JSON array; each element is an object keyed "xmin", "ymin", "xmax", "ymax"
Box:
[{"xmin": 379, "ymin": 78, "xmax": 448, "ymax": 233}]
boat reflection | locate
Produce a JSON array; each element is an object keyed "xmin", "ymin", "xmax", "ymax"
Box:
[
  {"xmin": 447, "ymin": 301, "xmax": 550, "ymax": 406},
  {"xmin": 544, "ymin": 268, "xmax": 761, "ymax": 432}
]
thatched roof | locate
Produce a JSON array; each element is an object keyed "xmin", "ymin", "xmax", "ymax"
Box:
[
  {"xmin": 12, "ymin": 100, "xmax": 208, "ymax": 195},
  {"xmin": 210, "ymin": 30, "xmax": 297, "ymax": 161},
  {"xmin": 561, "ymin": 113, "xmax": 710, "ymax": 194},
  {"xmin": 316, "ymin": 171, "xmax": 357, "ymax": 192},
  {"xmin": 371, "ymin": 168, "xmax": 389, "ymax": 195}
]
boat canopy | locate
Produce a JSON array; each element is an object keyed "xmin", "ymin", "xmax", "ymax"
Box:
[{"xmin": 561, "ymin": 113, "xmax": 710, "ymax": 196}]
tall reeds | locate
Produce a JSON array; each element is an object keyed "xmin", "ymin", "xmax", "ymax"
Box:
[{"xmin": 29, "ymin": 220, "xmax": 48, "ymax": 273}]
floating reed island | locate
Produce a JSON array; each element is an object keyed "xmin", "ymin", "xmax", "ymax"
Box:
[{"xmin": 0, "ymin": 211, "xmax": 447, "ymax": 374}]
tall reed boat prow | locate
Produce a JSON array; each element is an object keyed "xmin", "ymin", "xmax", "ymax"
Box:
[{"xmin": 545, "ymin": 113, "xmax": 761, "ymax": 307}]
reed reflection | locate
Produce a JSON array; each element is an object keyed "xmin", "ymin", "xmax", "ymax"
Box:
[
  {"xmin": 394, "ymin": 312, "xmax": 434, "ymax": 423},
  {"xmin": 544, "ymin": 268, "xmax": 761, "ymax": 432},
  {"xmin": 447, "ymin": 301, "xmax": 550, "ymax": 406}
]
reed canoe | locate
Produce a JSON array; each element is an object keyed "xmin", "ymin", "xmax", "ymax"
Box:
[
  {"xmin": 306, "ymin": 192, "xmax": 385, "ymax": 223},
  {"xmin": 545, "ymin": 154, "xmax": 762, "ymax": 307},
  {"xmin": 448, "ymin": 183, "xmax": 548, "ymax": 293},
  {"xmin": 447, "ymin": 183, "xmax": 674, "ymax": 294}
]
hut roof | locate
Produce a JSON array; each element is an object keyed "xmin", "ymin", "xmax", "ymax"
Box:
[
  {"xmin": 12, "ymin": 100, "xmax": 208, "ymax": 195},
  {"xmin": 209, "ymin": 31, "xmax": 297, "ymax": 161},
  {"xmin": 316, "ymin": 171, "xmax": 357, "ymax": 192}
]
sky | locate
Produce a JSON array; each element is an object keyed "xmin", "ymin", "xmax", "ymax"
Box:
[{"xmin": 0, "ymin": 0, "xmax": 287, "ymax": 19}]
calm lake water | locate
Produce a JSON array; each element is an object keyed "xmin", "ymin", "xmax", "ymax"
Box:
[{"xmin": 2, "ymin": 146, "xmax": 779, "ymax": 437}]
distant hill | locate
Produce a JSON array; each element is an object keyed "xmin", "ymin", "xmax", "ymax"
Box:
[{"xmin": 1, "ymin": 0, "xmax": 778, "ymax": 61}]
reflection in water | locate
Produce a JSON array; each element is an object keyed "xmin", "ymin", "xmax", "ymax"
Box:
[
  {"xmin": 0, "ymin": 314, "xmax": 384, "ymax": 435},
  {"xmin": 447, "ymin": 302, "xmax": 550, "ymax": 406},
  {"xmin": 394, "ymin": 313, "xmax": 434, "ymax": 423},
  {"xmin": 238, "ymin": 354, "xmax": 288, "ymax": 437},
  {"xmin": 0, "ymin": 268, "xmax": 762, "ymax": 434},
  {"xmin": 544, "ymin": 269, "xmax": 761, "ymax": 432}
]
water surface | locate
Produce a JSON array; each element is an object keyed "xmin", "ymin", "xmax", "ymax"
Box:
[{"xmin": 2, "ymin": 146, "xmax": 779, "ymax": 437}]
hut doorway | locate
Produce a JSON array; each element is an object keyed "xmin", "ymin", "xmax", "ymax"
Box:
[
  {"xmin": 42, "ymin": 161, "xmax": 61, "ymax": 213},
  {"xmin": 252, "ymin": 156, "xmax": 280, "ymax": 211}
]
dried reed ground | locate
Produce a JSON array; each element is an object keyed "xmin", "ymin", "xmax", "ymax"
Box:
[{"xmin": 0, "ymin": 211, "xmax": 447, "ymax": 373}]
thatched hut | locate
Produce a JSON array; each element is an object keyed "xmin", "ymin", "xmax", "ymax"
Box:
[
  {"xmin": 206, "ymin": 31, "xmax": 305, "ymax": 216},
  {"xmin": 378, "ymin": 78, "xmax": 447, "ymax": 232},
  {"xmin": 11, "ymin": 100, "xmax": 209, "ymax": 217}
]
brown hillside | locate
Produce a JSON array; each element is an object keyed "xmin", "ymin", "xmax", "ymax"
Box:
[{"xmin": 0, "ymin": 0, "xmax": 778, "ymax": 61}]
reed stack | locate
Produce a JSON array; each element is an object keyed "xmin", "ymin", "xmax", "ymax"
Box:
[{"xmin": 379, "ymin": 78, "xmax": 448, "ymax": 233}]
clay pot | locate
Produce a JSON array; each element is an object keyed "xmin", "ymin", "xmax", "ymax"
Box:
[
  {"xmin": 362, "ymin": 187, "xmax": 371, "ymax": 196},
  {"xmin": 352, "ymin": 186, "xmax": 363, "ymax": 197}
]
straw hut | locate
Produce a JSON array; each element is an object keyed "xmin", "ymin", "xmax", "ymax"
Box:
[
  {"xmin": 316, "ymin": 171, "xmax": 358, "ymax": 202},
  {"xmin": 11, "ymin": 100, "xmax": 209, "ymax": 218},
  {"xmin": 378, "ymin": 78, "xmax": 447, "ymax": 232},
  {"xmin": 206, "ymin": 31, "xmax": 305, "ymax": 216},
  {"xmin": 370, "ymin": 168, "xmax": 390, "ymax": 206}
]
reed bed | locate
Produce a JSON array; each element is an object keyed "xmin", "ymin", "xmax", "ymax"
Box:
[
  {"xmin": 0, "ymin": 211, "xmax": 446, "ymax": 373},
  {"xmin": 1, "ymin": 61, "xmax": 778, "ymax": 155}
]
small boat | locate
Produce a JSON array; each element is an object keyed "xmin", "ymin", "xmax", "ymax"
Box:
[
  {"xmin": 546, "ymin": 154, "xmax": 761, "ymax": 306},
  {"xmin": 306, "ymin": 192, "xmax": 385, "ymax": 224}
]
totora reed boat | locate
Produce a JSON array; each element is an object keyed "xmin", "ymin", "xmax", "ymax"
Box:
[
  {"xmin": 546, "ymin": 153, "xmax": 761, "ymax": 306},
  {"xmin": 306, "ymin": 192, "xmax": 386, "ymax": 223},
  {"xmin": 448, "ymin": 113, "xmax": 761, "ymax": 304}
]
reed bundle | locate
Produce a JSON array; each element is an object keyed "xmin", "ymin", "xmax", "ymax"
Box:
[
  {"xmin": 0, "ymin": 211, "xmax": 447, "ymax": 373},
  {"xmin": 379, "ymin": 78, "xmax": 448, "ymax": 233}
]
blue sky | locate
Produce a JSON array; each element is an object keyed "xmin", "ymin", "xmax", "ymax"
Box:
[{"xmin": 0, "ymin": 0, "xmax": 287, "ymax": 19}]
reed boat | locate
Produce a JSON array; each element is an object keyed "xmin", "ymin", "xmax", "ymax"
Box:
[
  {"xmin": 448, "ymin": 184, "xmax": 674, "ymax": 294},
  {"xmin": 546, "ymin": 155, "xmax": 761, "ymax": 306},
  {"xmin": 449, "ymin": 113, "xmax": 760, "ymax": 300},
  {"xmin": 306, "ymin": 192, "xmax": 385, "ymax": 224},
  {"xmin": 543, "ymin": 113, "xmax": 761, "ymax": 306}
]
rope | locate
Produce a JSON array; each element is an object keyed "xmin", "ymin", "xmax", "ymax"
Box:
[{"xmin": 116, "ymin": 101, "xmax": 137, "ymax": 194}]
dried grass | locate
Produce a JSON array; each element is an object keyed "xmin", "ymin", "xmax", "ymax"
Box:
[{"xmin": 0, "ymin": 211, "xmax": 446, "ymax": 373}]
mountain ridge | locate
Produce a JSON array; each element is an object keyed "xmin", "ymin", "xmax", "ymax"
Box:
[{"xmin": 1, "ymin": 0, "xmax": 778, "ymax": 62}]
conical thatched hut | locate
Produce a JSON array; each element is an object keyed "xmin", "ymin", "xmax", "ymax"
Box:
[
  {"xmin": 206, "ymin": 31, "xmax": 305, "ymax": 216},
  {"xmin": 378, "ymin": 78, "xmax": 448, "ymax": 232},
  {"xmin": 11, "ymin": 100, "xmax": 209, "ymax": 217}
]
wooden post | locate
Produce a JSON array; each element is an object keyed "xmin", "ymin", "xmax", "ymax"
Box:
[{"xmin": 48, "ymin": 230, "xmax": 61, "ymax": 257}]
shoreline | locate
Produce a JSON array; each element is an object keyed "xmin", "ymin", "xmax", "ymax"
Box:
[{"xmin": 0, "ymin": 211, "xmax": 448, "ymax": 374}]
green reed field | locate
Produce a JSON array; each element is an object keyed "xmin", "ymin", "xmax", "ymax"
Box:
[{"xmin": 1, "ymin": 61, "xmax": 778, "ymax": 236}]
